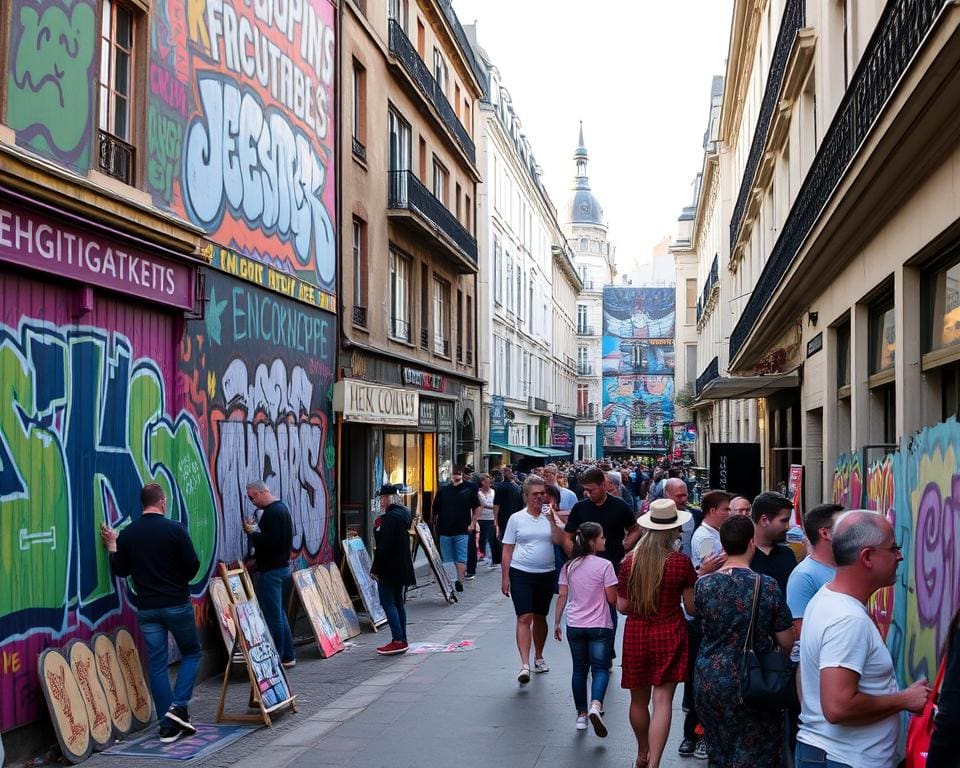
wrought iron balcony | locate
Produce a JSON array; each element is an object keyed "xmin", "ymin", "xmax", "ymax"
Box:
[
  {"xmin": 388, "ymin": 171, "xmax": 478, "ymax": 272},
  {"xmin": 576, "ymin": 325, "xmax": 596, "ymax": 336},
  {"xmin": 435, "ymin": 337, "xmax": 450, "ymax": 357},
  {"xmin": 391, "ymin": 316, "xmax": 411, "ymax": 343},
  {"xmin": 729, "ymin": 0, "xmax": 805, "ymax": 249},
  {"xmin": 466, "ymin": 347, "xmax": 473, "ymax": 365},
  {"xmin": 352, "ymin": 136, "xmax": 367, "ymax": 162},
  {"xmin": 696, "ymin": 356, "xmax": 719, "ymax": 397},
  {"xmin": 387, "ymin": 20, "xmax": 475, "ymax": 163},
  {"xmin": 420, "ymin": 327, "xmax": 429, "ymax": 349},
  {"xmin": 98, "ymin": 130, "xmax": 135, "ymax": 185},
  {"xmin": 577, "ymin": 363, "xmax": 593, "ymax": 376},
  {"xmin": 730, "ymin": 0, "xmax": 947, "ymax": 361},
  {"xmin": 698, "ymin": 254, "xmax": 720, "ymax": 324},
  {"xmin": 352, "ymin": 305, "xmax": 367, "ymax": 328},
  {"xmin": 577, "ymin": 403, "xmax": 599, "ymax": 420}
]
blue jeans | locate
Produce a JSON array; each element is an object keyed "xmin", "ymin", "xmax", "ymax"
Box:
[
  {"xmin": 255, "ymin": 566, "xmax": 295, "ymax": 662},
  {"xmin": 138, "ymin": 603, "xmax": 201, "ymax": 716},
  {"xmin": 795, "ymin": 742, "xmax": 852, "ymax": 768},
  {"xmin": 378, "ymin": 581, "xmax": 407, "ymax": 642},
  {"xmin": 478, "ymin": 520, "xmax": 500, "ymax": 564},
  {"xmin": 566, "ymin": 625, "xmax": 614, "ymax": 713}
]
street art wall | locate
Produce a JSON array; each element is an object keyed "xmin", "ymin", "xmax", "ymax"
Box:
[
  {"xmin": 179, "ymin": 270, "xmax": 337, "ymax": 569},
  {"xmin": 5, "ymin": 0, "xmax": 336, "ymax": 294},
  {"xmin": 831, "ymin": 451, "xmax": 863, "ymax": 508},
  {"xmin": 0, "ymin": 272, "xmax": 218, "ymax": 732},
  {"xmin": 830, "ymin": 420, "xmax": 960, "ymax": 691},
  {"xmin": 601, "ymin": 288, "xmax": 675, "ymax": 451}
]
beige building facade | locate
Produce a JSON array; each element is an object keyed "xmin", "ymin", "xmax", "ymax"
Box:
[
  {"xmin": 706, "ymin": 0, "xmax": 959, "ymax": 502},
  {"xmin": 337, "ymin": 0, "xmax": 485, "ymax": 542}
]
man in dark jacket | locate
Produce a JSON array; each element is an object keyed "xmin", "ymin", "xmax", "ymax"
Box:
[
  {"xmin": 371, "ymin": 484, "xmax": 416, "ymax": 655},
  {"xmin": 100, "ymin": 482, "xmax": 200, "ymax": 743},
  {"xmin": 244, "ymin": 480, "xmax": 296, "ymax": 668}
]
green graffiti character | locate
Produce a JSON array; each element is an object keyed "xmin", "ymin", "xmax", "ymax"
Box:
[{"xmin": 7, "ymin": 0, "xmax": 96, "ymax": 167}]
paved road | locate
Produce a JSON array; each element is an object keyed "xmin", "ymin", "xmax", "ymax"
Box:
[{"xmin": 84, "ymin": 565, "xmax": 694, "ymax": 768}]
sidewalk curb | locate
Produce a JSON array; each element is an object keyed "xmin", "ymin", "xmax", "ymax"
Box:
[{"xmin": 230, "ymin": 590, "xmax": 503, "ymax": 768}]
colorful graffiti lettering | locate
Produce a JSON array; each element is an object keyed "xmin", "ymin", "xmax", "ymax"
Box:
[
  {"xmin": 831, "ymin": 451, "xmax": 862, "ymax": 508},
  {"xmin": 150, "ymin": 0, "xmax": 337, "ymax": 293},
  {"xmin": 866, "ymin": 454, "xmax": 896, "ymax": 641},
  {"xmin": 6, "ymin": 0, "xmax": 97, "ymax": 169}
]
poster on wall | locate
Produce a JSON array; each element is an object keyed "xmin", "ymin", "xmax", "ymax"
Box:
[
  {"xmin": 709, "ymin": 443, "xmax": 762, "ymax": 502},
  {"xmin": 787, "ymin": 465, "xmax": 804, "ymax": 523}
]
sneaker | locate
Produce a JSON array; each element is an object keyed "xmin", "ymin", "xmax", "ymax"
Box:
[
  {"xmin": 678, "ymin": 737, "xmax": 696, "ymax": 757},
  {"xmin": 454, "ymin": 580, "xmax": 464, "ymax": 592},
  {"xmin": 376, "ymin": 640, "xmax": 406, "ymax": 656},
  {"xmin": 164, "ymin": 706, "xmax": 196, "ymax": 736},
  {"xmin": 517, "ymin": 665, "xmax": 531, "ymax": 684},
  {"xmin": 396, "ymin": 641, "xmax": 409, "ymax": 652},
  {"xmin": 464, "ymin": 574, "xmax": 476, "ymax": 580},
  {"xmin": 588, "ymin": 703, "xmax": 607, "ymax": 738},
  {"xmin": 694, "ymin": 740, "xmax": 708, "ymax": 760},
  {"xmin": 158, "ymin": 720, "xmax": 183, "ymax": 744},
  {"xmin": 575, "ymin": 715, "xmax": 588, "ymax": 731},
  {"xmin": 533, "ymin": 658, "xmax": 549, "ymax": 673},
  {"xmin": 281, "ymin": 658, "xmax": 296, "ymax": 669},
  {"xmin": 488, "ymin": 562, "xmax": 498, "ymax": 569}
]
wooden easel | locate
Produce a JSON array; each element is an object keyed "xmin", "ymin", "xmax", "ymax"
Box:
[{"xmin": 215, "ymin": 563, "xmax": 297, "ymax": 726}]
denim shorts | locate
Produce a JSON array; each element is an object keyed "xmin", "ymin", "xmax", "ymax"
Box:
[
  {"xmin": 509, "ymin": 567, "xmax": 556, "ymax": 616},
  {"xmin": 439, "ymin": 534, "xmax": 469, "ymax": 564},
  {"xmin": 795, "ymin": 741, "xmax": 853, "ymax": 768}
]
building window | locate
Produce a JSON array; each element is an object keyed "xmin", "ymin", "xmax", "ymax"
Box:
[
  {"xmin": 577, "ymin": 384, "xmax": 589, "ymax": 416},
  {"xmin": 836, "ymin": 321, "xmax": 851, "ymax": 391},
  {"xmin": 388, "ymin": 0, "xmax": 408, "ymax": 29},
  {"xmin": 432, "ymin": 159, "xmax": 448, "ymax": 205},
  {"xmin": 420, "ymin": 263, "xmax": 429, "ymax": 349},
  {"xmin": 352, "ymin": 218, "xmax": 367, "ymax": 327},
  {"xmin": 466, "ymin": 295, "xmax": 474, "ymax": 364},
  {"xmin": 389, "ymin": 251, "xmax": 411, "ymax": 342},
  {"xmin": 923, "ymin": 258, "xmax": 960, "ymax": 353},
  {"xmin": 685, "ymin": 344, "xmax": 697, "ymax": 389},
  {"xmin": 433, "ymin": 278, "xmax": 450, "ymax": 356},
  {"xmin": 98, "ymin": 0, "xmax": 136, "ymax": 183},
  {"xmin": 351, "ymin": 60, "xmax": 367, "ymax": 155},
  {"xmin": 388, "ymin": 109, "xmax": 411, "ymax": 172},
  {"xmin": 433, "ymin": 48, "xmax": 448, "ymax": 95},
  {"xmin": 577, "ymin": 304, "xmax": 588, "ymax": 333},
  {"xmin": 456, "ymin": 289, "xmax": 463, "ymax": 361},
  {"xmin": 869, "ymin": 299, "xmax": 895, "ymax": 374},
  {"xmin": 493, "ymin": 236, "xmax": 503, "ymax": 305},
  {"xmin": 506, "ymin": 255, "xmax": 514, "ymax": 313},
  {"xmin": 577, "ymin": 345, "xmax": 589, "ymax": 373},
  {"xmin": 686, "ymin": 278, "xmax": 697, "ymax": 325}
]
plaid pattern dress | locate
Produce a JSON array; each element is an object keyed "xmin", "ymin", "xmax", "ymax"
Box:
[{"xmin": 618, "ymin": 551, "xmax": 697, "ymax": 688}]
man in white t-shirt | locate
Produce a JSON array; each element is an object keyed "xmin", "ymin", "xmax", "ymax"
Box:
[
  {"xmin": 689, "ymin": 490, "xmax": 731, "ymax": 569},
  {"xmin": 797, "ymin": 510, "xmax": 929, "ymax": 768}
]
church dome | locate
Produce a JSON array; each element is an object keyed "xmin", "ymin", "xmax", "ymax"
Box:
[{"xmin": 564, "ymin": 123, "xmax": 605, "ymax": 228}]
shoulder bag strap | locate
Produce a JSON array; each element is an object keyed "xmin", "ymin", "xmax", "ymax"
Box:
[{"xmin": 743, "ymin": 573, "xmax": 761, "ymax": 653}]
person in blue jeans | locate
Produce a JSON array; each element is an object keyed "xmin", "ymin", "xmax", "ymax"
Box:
[
  {"xmin": 370, "ymin": 484, "xmax": 416, "ymax": 655},
  {"xmin": 244, "ymin": 480, "xmax": 296, "ymax": 667},
  {"xmin": 553, "ymin": 521, "xmax": 619, "ymax": 739},
  {"xmin": 432, "ymin": 467, "xmax": 480, "ymax": 591},
  {"xmin": 101, "ymin": 483, "xmax": 201, "ymax": 743}
]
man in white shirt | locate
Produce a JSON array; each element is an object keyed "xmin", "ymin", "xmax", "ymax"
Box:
[
  {"xmin": 690, "ymin": 490, "xmax": 732, "ymax": 569},
  {"xmin": 797, "ymin": 510, "xmax": 929, "ymax": 768}
]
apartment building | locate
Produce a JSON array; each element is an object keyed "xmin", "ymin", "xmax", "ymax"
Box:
[
  {"xmin": 566, "ymin": 127, "xmax": 617, "ymax": 460},
  {"xmin": 468, "ymin": 28, "xmax": 581, "ymax": 468},
  {"xmin": 337, "ymin": 0, "xmax": 485, "ymax": 541}
]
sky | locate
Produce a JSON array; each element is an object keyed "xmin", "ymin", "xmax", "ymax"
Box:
[{"xmin": 452, "ymin": 0, "xmax": 734, "ymax": 274}]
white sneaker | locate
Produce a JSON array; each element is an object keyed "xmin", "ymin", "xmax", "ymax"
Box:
[
  {"xmin": 588, "ymin": 703, "xmax": 607, "ymax": 738},
  {"xmin": 517, "ymin": 666, "xmax": 531, "ymax": 684},
  {"xmin": 575, "ymin": 715, "xmax": 588, "ymax": 731},
  {"xmin": 534, "ymin": 658, "xmax": 549, "ymax": 673}
]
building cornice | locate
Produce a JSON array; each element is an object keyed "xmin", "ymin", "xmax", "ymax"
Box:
[{"xmin": 719, "ymin": 0, "xmax": 768, "ymax": 146}]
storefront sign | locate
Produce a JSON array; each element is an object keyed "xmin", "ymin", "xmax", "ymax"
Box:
[
  {"xmin": 419, "ymin": 401, "xmax": 437, "ymax": 430},
  {"xmin": 788, "ymin": 464, "xmax": 804, "ymax": 523},
  {"xmin": 806, "ymin": 333, "xmax": 823, "ymax": 358},
  {"xmin": 490, "ymin": 396, "xmax": 507, "ymax": 444},
  {"xmin": 402, "ymin": 368, "xmax": 445, "ymax": 392},
  {"xmin": 333, "ymin": 380, "xmax": 418, "ymax": 426},
  {"xmin": 437, "ymin": 402, "xmax": 455, "ymax": 431},
  {"xmin": 551, "ymin": 415, "xmax": 575, "ymax": 450},
  {"xmin": 0, "ymin": 199, "xmax": 196, "ymax": 310}
]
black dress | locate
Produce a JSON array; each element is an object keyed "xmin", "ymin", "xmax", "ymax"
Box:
[{"xmin": 693, "ymin": 568, "xmax": 792, "ymax": 768}]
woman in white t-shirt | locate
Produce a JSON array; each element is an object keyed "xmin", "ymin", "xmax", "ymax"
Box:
[
  {"xmin": 554, "ymin": 521, "xmax": 618, "ymax": 738},
  {"xmin": 501, "ymin": 476, "xmax": 559, "ymax": 685},
  {"xmin": 476, "ymin": 473, "xmax": 499, "ymax": 568}
]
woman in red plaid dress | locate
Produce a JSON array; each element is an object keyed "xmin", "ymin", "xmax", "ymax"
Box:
[{"xmin": 617, "ymin": 499, "xmax": 696, "ymax": 768}]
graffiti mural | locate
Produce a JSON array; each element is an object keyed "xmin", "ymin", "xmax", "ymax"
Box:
[
  {"xmin": 6, "ymin": 0, "xmax": 98, "ymax": 170},
  {"xmin": 602, "ymin": 287, "xmax": 675, "ymax": 339},
  {"xmin": 601, "ymin": 337, "xmax": 674, "ymax": 376},
  {"xmin": 831, "ymin": 451, "xmax": 862, "ymax": 508},
  {"xmin": 149, "ymin": 0, "xmax": 336, "ymax": 293},
  {"xmin": 179, "ymin": 270, "xmax": 337, "ymax": 568},
  {"xmin": 602, "ymin": 375, "xmax": 675, "ymax": 452},
  {"xmin": 866, "ymin": 454, "xmax": 896, "ymax": 642},
  {"xmin": 0, "ymin": 309, "xmax": 218, "ymax": 731}
]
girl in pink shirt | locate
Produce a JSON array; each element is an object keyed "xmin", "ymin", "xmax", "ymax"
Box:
[{"xmin": 554, "ymin": 521, "xmax": 619, "ymax": 738}]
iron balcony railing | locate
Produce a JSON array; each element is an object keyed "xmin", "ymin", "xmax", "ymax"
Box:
[
  {"xmin": 391, "ymin": 316, "xmax": 411, "ymax": 342},
  {"xmin": 696, "ymin": 356, "xmax": 720, "ymax": 397},
  {"xmin": 697, "ymin": 254, "xmax": 720, "ymax": 323},
  {"xmin": 729, "ymin": 0, "xmax": 805, "ymax": 250},
  {"xmin": 577, "ymin": 363, "xmax": 593, "ymax": 376},
  {"xmin": 352, "ymin": 136, "xmax": 367, "ymax": 162},
  {"xmin": 387, "ymin": 19, "xmax": 475, "ymax": 163},
  {"xmin": 388, "ymin": 170, "xmax": 478, "ymax": 265},
  {"xmin": 576, "ymin": 325, "xmax": 595, "ymax": 336},
  {"xmin": 352, "ymin": 305, "xmax": 367, "ymax": 328},
  {"xmin": 420, "ymin": 327, "xmax": 429, "ymax": 349},
  {"xmin": 98, "ymin": 130, "xmax": 135, "ymax": 185},
  {"xmin": 730, "ymin": 0, "xmax": 947, "ymax": 360},
  {"xmin": 577, "ymin": 403, "xmax": 599, "ymax": 420}
]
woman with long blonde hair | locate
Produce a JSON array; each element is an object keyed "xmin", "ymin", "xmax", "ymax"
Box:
[{"xmin": 617, "ymin": 499, "xmax": 696, "ymax": 768}]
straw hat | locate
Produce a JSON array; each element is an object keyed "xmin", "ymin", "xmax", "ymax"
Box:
[{"xmin": 637, "ymin": 498, "xmax": 693, "ymax": 531}]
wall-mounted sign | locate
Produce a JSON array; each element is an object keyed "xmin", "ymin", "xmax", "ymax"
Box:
[
  {"xmin": 333, "ymin": 380, "xmax": 418, "ymax": 426},
  {"xmin": 437, "ymin": 402, "xmax": 455, "ymax": 431},
  {"xmin": 419, "ymin": 400, "xmax": 437, "ymax": 430},
  {"xmin": 403, "ymin": 368, "xmax": 445, "ymax": 392},
  {"xmin": 0, "ymin": 198, "xmax": 196, "ymax": 310},
  {"xmin": 490, "ymin": 396, "xmax": 507, "ymax": 444},
  {"xmin": 551, "ymin": 415, "xmax": 575, "ymax": 450},
  {"xmin": 806, "ymin": 333, "xmax": 823, "ymax": 358}
]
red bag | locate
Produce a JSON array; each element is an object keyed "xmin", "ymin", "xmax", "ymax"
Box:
[{"xmin": 905, "ymin": 659, "xmax": 947, "ymax": 768}]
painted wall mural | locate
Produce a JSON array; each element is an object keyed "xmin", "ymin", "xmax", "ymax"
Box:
[
  {"xmin": 179, "ymin": 270, "xmax": 337, "ymax": 568},
  {"xmin": 602, "ymin": 287, "xmax": 675, "ymax": 451},
  {"xmin": 150, "ymin": 0, "xmax": 336, "ymax": 293},
  {"xmin": 0, "ymin": 276, "xmax": 218, "ymax": 732},
  {"xmin": 831, "ymin": 451, "xmax": 862, "ymax": 508}
]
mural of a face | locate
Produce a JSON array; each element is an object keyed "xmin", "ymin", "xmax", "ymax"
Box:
[{"xmin": 7, "ymin": 0, "xmax": 97, "ymax": 165}]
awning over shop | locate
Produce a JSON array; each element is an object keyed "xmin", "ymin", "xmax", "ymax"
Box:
[
  {"xmin": 696, "ymin": 371, "xmax": 800, "ymax": 402},
  {"xmin": 489, "ymin": 442, "xmax": 550, "ymax": 458},
  {"xmin": 539, "ymin": 447, "xmax": 572, "ymax": 457}
]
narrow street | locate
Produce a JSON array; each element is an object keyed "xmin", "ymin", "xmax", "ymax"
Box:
[{"xmin": 84, "ymin": 566, "xmax": 690, "ymax": 768}]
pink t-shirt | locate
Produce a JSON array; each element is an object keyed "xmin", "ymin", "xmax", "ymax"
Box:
[{"xmin": 558, "ymin": 554, "xmax": 619, "ymax": 629}]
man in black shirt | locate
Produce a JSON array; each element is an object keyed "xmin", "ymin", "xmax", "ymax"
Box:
[
  {"xmin": 244, "ymin": 480, "xmax": 296, "ymax": 667},
  {"xmin": 432, "ymin": 466, "xmax": 480, "ymax": 591},
  {"xmin": 493, "ymin": 469, "xmax": 524, "ymax": 561},
  {"xmin": 750, "ymin": 491, "xmax": 798, "ymax": 596},
  {"xmin": 101, "ymin": 483, "xmax": 200, "ymax": 743}
]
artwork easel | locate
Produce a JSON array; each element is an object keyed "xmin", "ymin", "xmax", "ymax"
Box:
[
  {"xmin": 215, "ymin": 563, "xmax": 296, "ymax": 726},
  {"xmin": 415, "ymin": 522, "xmax": 458, "ymax": 604},
  {"xmin": 340, "ymin": 537, "xmax": 388, "ymax": 630}
]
